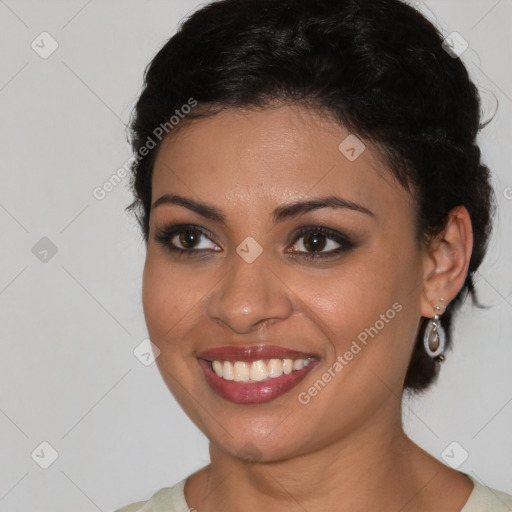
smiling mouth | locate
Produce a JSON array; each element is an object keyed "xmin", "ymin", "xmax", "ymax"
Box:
[
  {"xmin": 196, "ymin": 346, "xmax": 319, "ymax": 404},
  {"xmin": 208, "ymin": 357, "xmax": 315, "ymax": 382}
]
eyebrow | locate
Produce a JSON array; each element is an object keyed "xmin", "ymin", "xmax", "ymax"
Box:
[{"xmin": 151, "ymin": 193, "xmax": 375, "ymax": 224}]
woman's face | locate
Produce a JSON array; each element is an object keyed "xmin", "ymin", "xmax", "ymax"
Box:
[{"xmin": 143, "ymin": 104, "xmax": 428, "ymax": 461}]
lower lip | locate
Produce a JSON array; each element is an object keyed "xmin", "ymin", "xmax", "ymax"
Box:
[{"xmin": 198, "ymin": 359, "xmax": 318, "ymax": 404}]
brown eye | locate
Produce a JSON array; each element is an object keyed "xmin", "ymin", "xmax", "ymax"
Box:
[
  {"xmin": 178, "ymin": 229, "xmax": 202, "ymax": 249},
  {"xmin": 292, "ymin": 230, "xmax": 341, "ymax": 255},
  {"xmin": 154, "ymin": 224, "xmax": 221, "ymax": 254},
  {"xmin": 287, "ymin": 226, "xmax": 355, "ymax": 261},
  {"xmin": 303, "ymin": 232, "xmax": 328, "ymax": 252}
]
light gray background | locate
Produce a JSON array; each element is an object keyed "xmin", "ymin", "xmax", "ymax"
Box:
[{"xmin": 0, "ymin": 1, "xmax": 510, "ymax": 510}]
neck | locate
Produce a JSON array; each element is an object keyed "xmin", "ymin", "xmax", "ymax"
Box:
[{"xmin": 188, "ymin": 410, "xmax": 442, "ymax": 512}]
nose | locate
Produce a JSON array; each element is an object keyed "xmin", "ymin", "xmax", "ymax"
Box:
[{"xmin": 206, "ymin": 251, "xmax": 294, "ymax": 334}]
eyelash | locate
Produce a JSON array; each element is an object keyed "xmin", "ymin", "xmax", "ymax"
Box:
[{"xmin": 154, "ymin": 224, "xmax": 355, "ymax": 260}]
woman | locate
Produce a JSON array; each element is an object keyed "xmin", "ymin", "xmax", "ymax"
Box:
[{"xmin": 117, "ymin": 0, "xmax": 511, "ymax": 510}]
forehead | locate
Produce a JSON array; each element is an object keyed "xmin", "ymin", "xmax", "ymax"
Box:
[{"xmin": 151, "ymin": 104, "xmax": 412, "ymax": 221}]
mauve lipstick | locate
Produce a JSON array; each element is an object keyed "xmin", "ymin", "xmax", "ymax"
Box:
[{"xmin": 197, "ymin": 345, "xmax": 319, "ymax": 404}]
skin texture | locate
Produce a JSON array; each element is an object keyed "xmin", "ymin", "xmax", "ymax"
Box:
[{"xmin": 142, "ymin": 104, "xmax": 474, "ymax": 511}]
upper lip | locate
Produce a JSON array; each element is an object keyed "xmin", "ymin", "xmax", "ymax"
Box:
[{"xmin": 196, "ymin": 345, "xmax": 319, "ymax": 362}]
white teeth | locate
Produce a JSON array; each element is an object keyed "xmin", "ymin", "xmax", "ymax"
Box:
[
  {"xmin": 212, "ymin": 360, "xmax": 223, "ymax": 377},
  {"xmin": 268, "ymin": 359, "xmax": 283, "ymax": 378},
  {"xmin": 222, "ymin": 361, "xmax": 234, "ymax": 380},
  {"xmin": 233, "ymin": 361, "xmax": 250, "ymax": 382},
  {"xmin": 250, "ymin": 360, "xmax": 268, "ymax": 381},
  {"xmin": 293, "ymin": 359, "xmax": 305, "ymax": 370},
  {"xmin": 210, "ymin": 358, "xmax": 314, "ymax": 382}
]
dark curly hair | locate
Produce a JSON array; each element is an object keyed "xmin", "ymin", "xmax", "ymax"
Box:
[{"xmin": 125, "ymin": 0, "xmax": 496, "ymax": 394}]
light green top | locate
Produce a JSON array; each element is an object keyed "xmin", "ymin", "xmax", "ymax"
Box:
[{"xmin": 115, "ymin": 473, "xmax": 512, "ymax": 512}]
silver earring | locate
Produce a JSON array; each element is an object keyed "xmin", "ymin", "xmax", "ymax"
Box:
[{"xmin": 424, "ymin": 302, "xmax": 446, "ymax": 362}]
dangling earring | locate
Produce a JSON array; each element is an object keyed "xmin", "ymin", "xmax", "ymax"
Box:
[{"xmin": 424, "ymin": 299, "xmax": 446, "ymax": 362}]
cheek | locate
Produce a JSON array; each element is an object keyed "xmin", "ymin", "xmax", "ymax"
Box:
[
  {"xmin": 296, "ymin": 245, "xmax": 420, "ymax": 363},
  {"xmin": 142, "ymin": 260, "xmax": 176, "ymax": 341},
  {"xmin": 142, "ymin": 252, "xmax": 208, "ymax": 343},
  {"xmin": 141, "ymin": 254, "xmax": 211, "ymax": 418}
]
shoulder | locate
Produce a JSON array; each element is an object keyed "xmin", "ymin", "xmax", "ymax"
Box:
[
  {"xmin": 114, "ymin": 478, "xmax": 189, "ymax": 512},
  {"xmin": 462, "ymin": 475, "xmax": 512, "ymax": 512}
]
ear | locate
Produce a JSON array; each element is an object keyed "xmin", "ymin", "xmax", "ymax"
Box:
[{"xmin": 419, "ymin": 206, "xmax": 474, "ymax": 318}]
